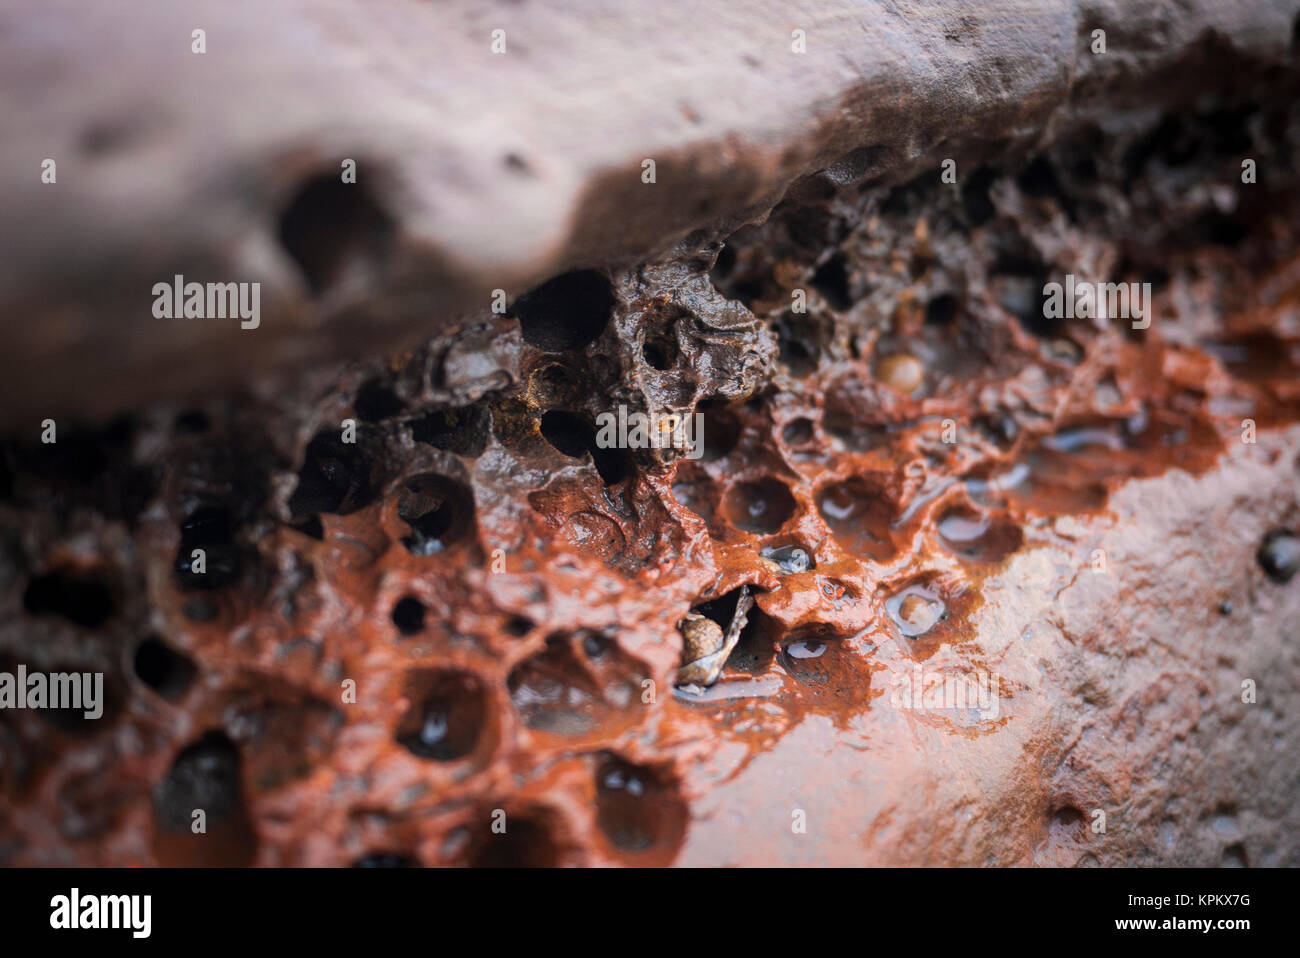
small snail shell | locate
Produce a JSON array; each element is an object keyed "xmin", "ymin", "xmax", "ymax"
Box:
[{"xmin": 678, "ymin": 612, "xmax": 724, "ymax": 661}]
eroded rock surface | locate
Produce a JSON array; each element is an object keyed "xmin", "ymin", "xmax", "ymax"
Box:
[{"xmin": 1, "ymin": 2, "xmax": 1299, "ymax": 866}]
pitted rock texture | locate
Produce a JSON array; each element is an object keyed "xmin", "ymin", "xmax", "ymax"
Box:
[
  {"xmin": 4, "ymin": 0, "xmax": 1300, "ymax": 423},
  {"xmin": 3, "ymin": 19, "xmax": 1300, "ymax": 867}
]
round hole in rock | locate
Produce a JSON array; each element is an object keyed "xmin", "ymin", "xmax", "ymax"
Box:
[
  {"xmin": 811, "ymin": 252, "xmax": 852, "ymax": 311},
  {"xmin": 504, "ymin": 615, "xmax": 534, "ymax": 638},
  {"xmin": 722, "ymin": 477, "xmax": 797, "ymax": 535},
  {"xmin": 885, "ymin": 584, "xmax": 947, "ymax": 637},
  {"xmin": 396, "ymin": 670, "xmax": 490, "ymax": 763},
  {"xmin": 278, "ymin": 173, "xmax": 395, "ymax": 297},
  {"xmin": 397, "ymin": 474, "xmax": 474, "ymax": 556},
  {"xmin": 154, "ymin": 731, "xmax": 244, "ymax": 833},
  {"xmin": 173, "ymin": 505, "xmax": 241, "ymax": 591},
  {"xmin": 817, "ymin": 476, "xmax": 897, "ymax": 561},
  {"xmin": 1016, "ymin": 156, "xmax": 1065, "ymax": 198},
  {"xmin": 539, "ymin": 410, "xmax": 628, "ymax": 486},
  {"xmin": 173, "ymin": 409, "xmax": 211, "ymax": 434},
  {"xmin": 671, "ymin": 474, "xmax": 716, "ymax": 523},
  {"xmin": 782, "ymin": 417, "xmax": 815, "ymax": 446},
  {"xmin": 775, "ymin": 313, "xmax": 821, "ymax": 376},
  {"xmin": 513, "ymin": 270, "xmax": 615, "ymax": 351},
  {"xmin": 540, "ymin": 410, "xmax": 594, "ymax": 458},
  {"xmin": 777, "ymin": 631, "xmax": 834, "ymax": 685},
  {"xmin": 926, "ymin": 294, "xmax": 958, "ymax": 326},
  {"xmin": 643, "ymin": 338, "xmax": 675, "ymax": 370},
  {"xmin": 502, "ymin": 153, "xmax": 531, "ymax": 175},
  {"xmin": 152, "ymin": 730, "xmax": 257, "ymax": 866},
  {"xmin": 410, "ymin": 405, "xmax": 490, "ymax": 457},
  {"xmin": 641, "ymin": 312, "xmax": 682, "ymax": 371},
  {"xmin": 22, "ymin": 573, "xmax": 113, "ymax": 628},
  {"xmin": 526, "ymin": 362, "xmax": 580, "ymax": 407},
  {"xmin": 709, "ymin": 243, "xmax": 737, "ymax": 281},
  {"xmin": 353, "ymin": 853, "xmax": 419, "ymax": 868},
  {"xmin": 961, "ymin": 166, "xmax": 997, "ymax": 225},
  {"xmin": 507, "ymin": 633, "xmax": 644, "ymax": 737},
  {"xmin": 595, "ymin": 755, "xmax": 688, "ymax": 860},
  {"xmin": 778, "ymin": 626, "xmax": 874, "ymax": 699},
  {"xmin": 937, "ymin": 508, "xmax": 1024, "ymax": 563},
  {"xmin": 133, "ymin": 637, "xmax": 197, "ymax": 701},
  {"xmin": 697, "ymin": 401, "xmax": 742, "ymax": 461},
  {"xmin": 353, "ymin": 379, "xmax": 405, "ymax": 422},
  {"xmin": 1049, "ymin": 806, "xmax": 1085, "ymax": 841},
  {"xmin": 466, "ymin": 815, "xmax": 558, "ymax": 868},
  {"xmin": 289, "ymin": 431, "xmax": 377, "ymax": 518},
  {"xmin": 391, "ymin": 597, "xmax": 426, "ymax": 636}
]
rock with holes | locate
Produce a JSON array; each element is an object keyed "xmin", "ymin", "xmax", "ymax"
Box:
[
  {"xmin": 3, "ymin": 0, "xmax": 1300, "ymax": 424},
  {"xmin": 1, "ymin": 0, "xmax": 1300, "ymax": 869}
]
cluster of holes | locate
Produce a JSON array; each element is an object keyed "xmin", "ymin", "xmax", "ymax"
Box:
[
  {"xmin": 2, "ymin": 417, "xmax": 155, "ymax": 519},
  {"xmin": 14, "ymin": 102, "xmax": 1294, "ymax": 871}
]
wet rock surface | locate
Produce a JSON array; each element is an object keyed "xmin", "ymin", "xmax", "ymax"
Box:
[{"xmin": 2, "ymin": 5, "xmax": 1300, "ymax": 866}]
